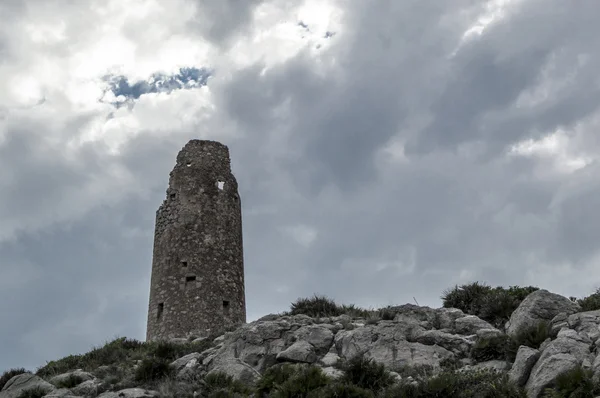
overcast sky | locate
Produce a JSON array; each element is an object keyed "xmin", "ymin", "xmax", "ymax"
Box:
[{"xmin": 2, "ymin": 0, "xmax": 600, "ymax": 372}]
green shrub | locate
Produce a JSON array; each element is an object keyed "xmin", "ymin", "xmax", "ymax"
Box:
[
  {"xmin": 289, "ymin": 295, "xmax": 369, "ymax": 318},
  {"xmin": 201, "ymin": 372, "xmax": 251, "ymax": 397},
  {"xmin": 377, "ymin": 306, "xmax": 397, "ymax": 321},
  {"xmin": 134, "ymin": 358, "xmax": 174, "ymax": 383},
  {"xmin": 317, "ymin": 383, "xmax": 374, "ymax": 398},
  {"xmin": 478, "ymin": 289, "xmax": 520, "ymax": 329},
  {"xmin": 505, "ymin": 286, "xmax": 539, "ymax": 301},
  {"xmin": 290, "ymin": 295, "xmax": 341, "ymax": 317},
  {"xmin": 577, "ymin": 287, "xmax": 600, "ymax": 312},
  {"xmin": 52, "ymin": 373, "xmax": 85, "ymax": 389},
  {"xmin": 274, "ymin": 366, "xmax": 330, "ymax": 397},
  {"xmin": 255, "ymin": 364, "xmax": 299, "ymax": 396},
  {"xmin": 441, "ymin": 283, "xmax": 539, "ymax": 331},
  {"xmin": 36, "ymin": 336, "xmax": 214, "ymax": 378},
  {"xmin": 395, "ymin": 364, "xmax": 436, "ymax": 382},
  {"xmin": 470, "ymin": 334, "xmax": 510, "ymax": 362},
  {"xmin": 339, "ymin": 355, "xmax": 396, "ymax": 391},
  {"xmin": 542, "ymin": 365, "xmax": 600, "ymax": 398},
  {"xmin": 505, "ymin": 321, "xmax": 550, "ymax": 362},
  {"xmin": 439, "ymin": 357, "xmax": 462, "ymax": 372},
  {"xmin": 441, "ymin": 282, "xmax": 494, "ymax": 315},
  {"xmin": 382, "ymin": 368, "xmax": 526, "ymax": 398},
  {"xmin": 259, "ymin": 365, "xmax": 330, "ymax": 397},
  {"xmin": 156, "ymin": 377, "xmax": 199, "ymax": 398},
  {"xmin": 0, "ymin": 368, "xmax": 29, "ymax": 391},
  {"xmin": 17, "ymin": 386, "xmax": 52, "ymax": 398}
]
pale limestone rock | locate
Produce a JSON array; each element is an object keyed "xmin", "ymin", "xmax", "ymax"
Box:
[
  {"xmin": 0, "ymin": 373, "xmax": 55, "ymax": 398},
  {"xmin": 508, "ymin": 346, "xmax": 541, "ymax": 387},
  {"xmin": 276, "ymin": 341, "xmax": 318, "ymax": 363},
  {"xmin": 506, "ymin": 290, "xmax": 580, "ymax": 338}
]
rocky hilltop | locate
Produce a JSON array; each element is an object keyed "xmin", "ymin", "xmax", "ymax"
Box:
[{"xmin": 3, "ymin": 284, "xmax": 600, "ymax": 398}]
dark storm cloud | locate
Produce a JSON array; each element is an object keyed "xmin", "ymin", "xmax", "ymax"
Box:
[
  {"xmin": 0, "ymin": 122, "xmax": 103, "ymax": 240},
  {"xmin": 407, "ymin": 0, "xmax": 600, "ymax": 156},
  {"xmin": 0, "ymin": 202, "xmax": 156, "ymax": 370},
  {"xmin": 205, "ymin": 0, "xmax": 600, "ymax": 309},
  {"xmin": 186, "ymin": 0, "xmax": 264, "ymax": 47},
  {"xmin": 3, "ymin": 0, "xmax": 600, "ymax": 375}
]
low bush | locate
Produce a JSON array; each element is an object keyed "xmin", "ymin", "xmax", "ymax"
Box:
[
  {"xmin": 0, "ymin": 368, "xmax": 29, "ymax": 391},
  {"xmin": 377, "ymin": 306, "xmax": 397, "ymax": 321},
  {"xmin": 542, "ymin": 365, "xmax": 600, "ymax": 398},
  {"xmin": 577, "ymin": 287, "xmax": 600, "ymax": 312},
  {"xmin": 317, "ymin": 383, "xmax": 374, "ymax": 398},
  {"xmin": 339, "ymin": 355, "xmax": 396, "ymax": 391},
  {"xmin": 470, "ymin": 334, "xmax": 510, "ymax": 362},
  {"xmin": 395, "ymin": 364, "xmax": 436, "ymax": 382},
  {"xmin": 255, "ymin": 364, "xmax": 299, "ymax": 396},
  {"xmin": 382, "ymin": 368, "xmax": 527, "ymax": 398},
  {"xmin": 134, "ymin": 358, "xmax": 174, "ymax": 383},
  {"xmin": 156, "ymin": 377, "xmax": 199, "ymax": 398},
  {"xmin": 441, "ymin": 282, "xmax": 539, "ymax": 331},
  {"xmin": 505, "ymin": 321, "xmax": 550, "ymax": 362},
  {"xmin": 272, "ymin": 365, "xmax": 330, "ymax": 397},
  {"xmin": 440, "ymin": 282, "xmax": 493, "ymax": 315},
  {"xmin": 201, "ymin": 372, "xmax": 252, "ymax": 397},
  {"xmin": 52, "ymin": 373, "xmax": 85, "ymax": 389},
  {"xmin": 439, "ymin": 357, "xmax": 462, "ymax": 372},
  {"xmin": 289, "ymin": 295, "xmax": 369, "ymax": 318},
  {"xmin": 36, "ymin": 337, "xmax": 213, "ymax": 378},
  {"xmin": 256, "ymin": 364, "xmax": 331, "ymax": 397},
  {"xmin": 17, "ymin": 386, "xmax": 52, "ymax": 398},
  {"xmin": 478, "ymin": 289, "xmax": 520, "ymax": 329}
]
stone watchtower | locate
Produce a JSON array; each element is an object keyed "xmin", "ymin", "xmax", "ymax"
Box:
[{"xmin": 146, "ymin": 140, "xmax": 246, "ymax": 341}]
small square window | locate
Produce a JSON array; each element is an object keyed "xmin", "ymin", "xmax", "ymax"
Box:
[
  {"xmin": 223, "ymin": 300, "xmax": 230, "ymax": 311},
  {"xmin": 186, "ymin": 276, "xmax": 196, "ymax": 282},
  {"xmin": 181, "ymin": 261, "xmax": 188, "ymax": 267},
  {"xmin": 157, "ymin": 303, "xmax": 164, "ymax": 321}
]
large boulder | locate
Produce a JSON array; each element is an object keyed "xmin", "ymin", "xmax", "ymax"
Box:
[
  {"xmin": 508, "ymin": 346, "xmax": 541, "ymax": 387},
  {"xmin": 70, "ymin": 379, "xmax": 103, "ymax": 397},
  {"xmin": 454, "ymin": 315, "xmax": 496, "ymax": 335},
  {"xmin": 276, "ymin": 341, "xmax": 318, "ymax": 363},
  {"xmin": 206, "ymin": 359, "xmax": 261, "ymax": 385},
  {"xmin": 0, "ymin": 373, "xmax": 55, "ymax": 398},
  {"xmin": 565, "ymin": 309, "xmax": 600, "ymax": 342},
  {"xmin": 412, "ymin": 329, "xmax": 474, "ymax": 356},
  {"xmin": 506, "ymin": 290, "xmax": 580, "ymax": 338},
  {"xmin": 525, "ymin": 329, "xmax": 594, "ymax": 398},
  {"xmin": 333, "ymin": 323, "xmax": 455, "ymax": 370}
]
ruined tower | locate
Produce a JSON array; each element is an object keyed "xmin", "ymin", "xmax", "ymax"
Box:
[{"xmin": 146, "ymin": 140, "xmax": 246, "ymax": 341}]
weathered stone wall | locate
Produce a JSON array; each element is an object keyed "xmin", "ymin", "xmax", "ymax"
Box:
[{"xmin": 146, "ymin": 140, "xmax": 246, "ymax": 341}]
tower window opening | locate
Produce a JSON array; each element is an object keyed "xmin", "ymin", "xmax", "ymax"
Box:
[
  {"xmin": 170, "ymin": 193, "xmax": 176, "ymax": 199},
  {"xmin": 181, "ymin": 261, "xmax": 188, "ymax": 267},
  {"xmin": 217, "ymin": 181, "xmax": 225, "ymax": 190},
  {"xmin": 223, "ymin": 300, "xmax": 230, "ymax": 312},
  {"xmin": 186, "ymin": 275, "xmax": 196, "ymax": 283},
  {"xmin": 157, "ymin": 303, "xmax": 164, "ymax": 321}
]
